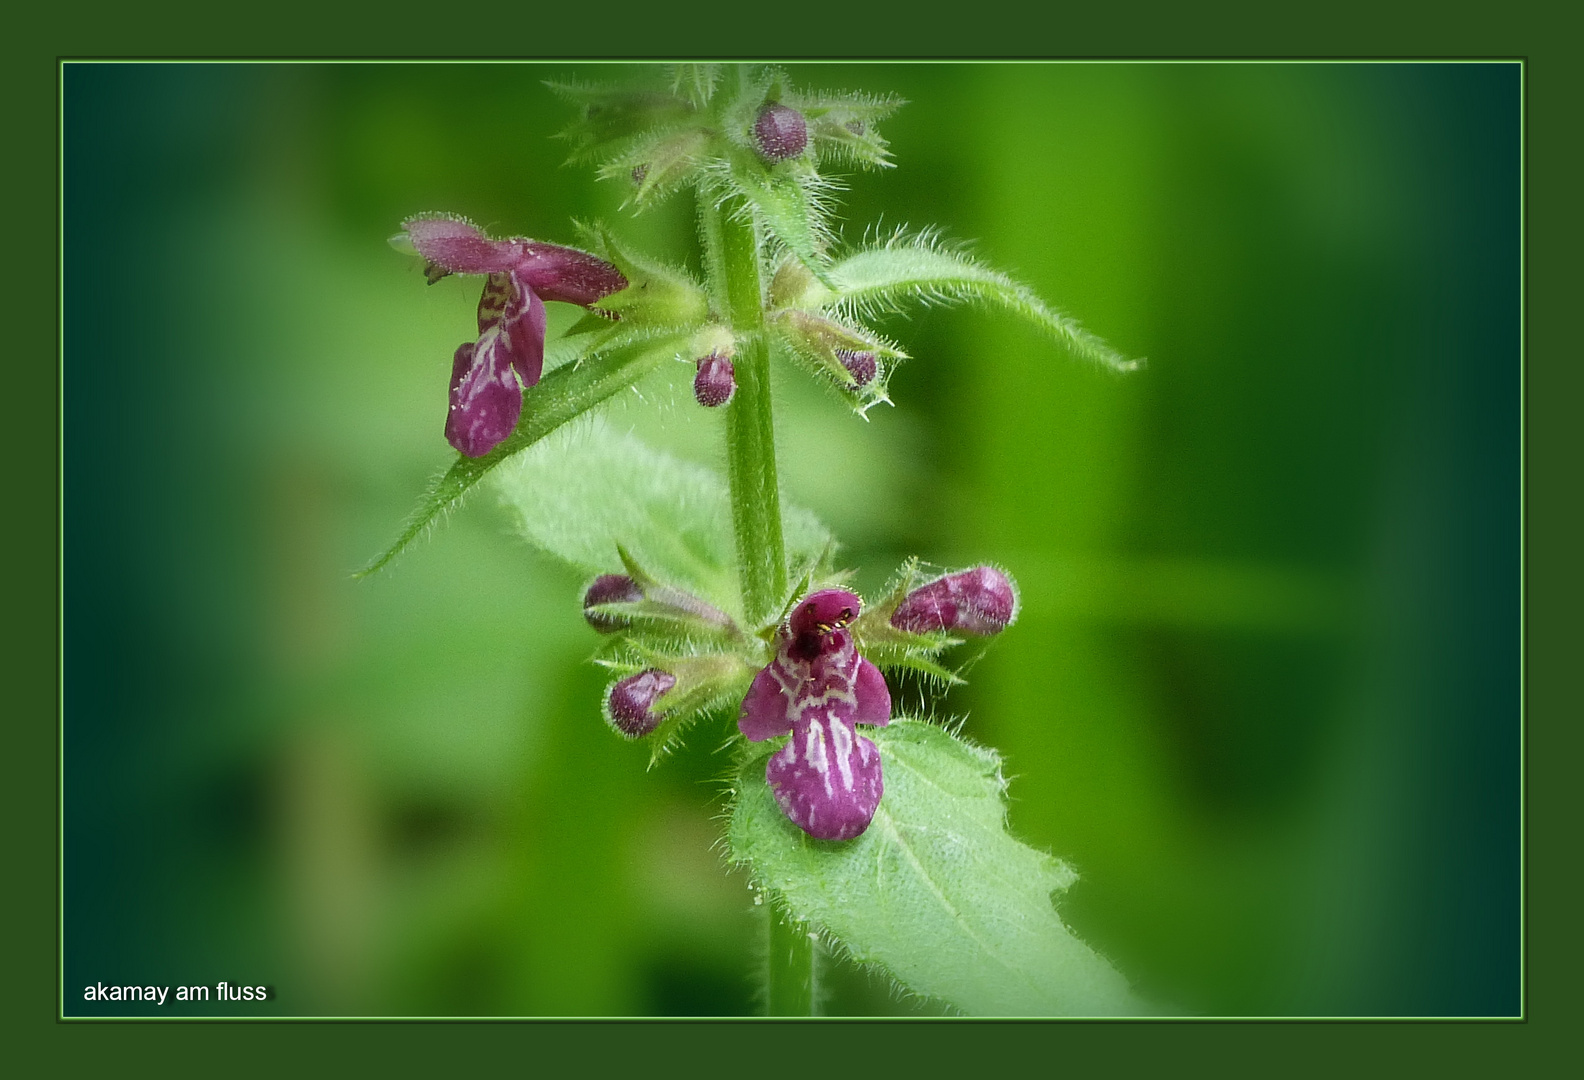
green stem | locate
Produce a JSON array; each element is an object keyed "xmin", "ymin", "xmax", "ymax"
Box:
[
  {"xmin": 710, "ymin": 196, "xmax": 786, "ymax": 627},
  {"xmin": 766, "ymin": 899, "xmax": 819, "ymax": 1017},
  {"xmin": 704, "ymin": 194, "xmax": 809, "ymax": 1014}
]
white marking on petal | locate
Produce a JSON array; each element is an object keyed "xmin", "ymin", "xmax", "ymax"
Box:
[
  {"xmin": 831, "ymin": 721, "xmax": 855, "ymax": 792},
  {"xmin": 805, "ymin": 720, "xmax": 833, "ymax": 798}
]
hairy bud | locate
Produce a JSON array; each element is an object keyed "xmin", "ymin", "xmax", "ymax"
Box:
[
  {"xmin": 754, "ymin": 103, "xmax": 808, "ymax": 161},
  {"xmin": 583, "ymin": 574, "xmax": 643, "ymax": 633},
  {"xmin": 606, "ymin": 669, "xmax": 676, "ymax": 737},
  {"xmin": 890, "ymin": 567, "xmax": 1017, "ymax": 636},
  {"xmin": 835, "ymin": 349, "xmax": 878, "ymax": 388},
  {"xmin": 694, "ymin": 352, "xmax": 736, "ymax": 408}
]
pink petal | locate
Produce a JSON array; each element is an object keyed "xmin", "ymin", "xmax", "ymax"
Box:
[
  {"xmin": 502, "ymin": 282, "xmax": 547, "ymax": 389},
  {"xmin": 766, "ymin": 717, "xmax": 882, "ymax": 841},
  {"xmin": 739, "ymin": 662, "xmax": 794, "ymax": 742},
  {"xmin": 515, "ymin": 243, "xmax": 629, "ymax": 307},
  {"xmin": 404, "ymin": 214, "xmax": 525, "ymax": 275},
  {"xmin": 890, "ymin": 566, "xmax": 1017, "ymax": 635},
  {"xmin": 852, "ymin": 657, "xmax": 891, "ymax": 727},
  {"xmin": 444, "ymin": 334, "xmax": 522, "ymax": 458}
]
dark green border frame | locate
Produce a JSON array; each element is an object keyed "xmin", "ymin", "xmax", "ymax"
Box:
[{"xmin": 11, "ymin": 0, "xmax": 1578, "ymax": 1069}]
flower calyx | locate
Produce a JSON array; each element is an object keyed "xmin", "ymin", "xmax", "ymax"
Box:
[
  {"xmin": 602, "ymin": 650, "xmax": 758, "ymax": 754},
  {"xmin": 770, "ymin": 308, "xmax": 902, "ymax": 413},
  {"xmin": 583, "ymin": 226, "xmax": 710, "ymax": 330}
]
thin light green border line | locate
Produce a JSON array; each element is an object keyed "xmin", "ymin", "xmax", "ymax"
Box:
[{"xmin": 54, "ymin": 56, "xmax": 1527, "ymax": 1023}]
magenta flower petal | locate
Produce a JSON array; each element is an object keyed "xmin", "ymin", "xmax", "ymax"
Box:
[
  {"xmin": 445, "ymin": 334, "xmax": 523, "ymax": 458},
  {"xmin": 404, "ymin": 215, "xmax": 525, "ymax": 275},
  {"xmin": 516, "ymin": 243, "xmax": 629, "ymax": 307},
  {"xmin": 739, "ymin": 663, "xmax": 795, "ymax": 741},
  {"xmin": 852, "ymin": 657, "xmax": 892, "ymax": 726},
  {"xmin": 766, "ymin": 717, "xmax": 882, "ymax": 841},
  {"xmin": 504, "ymin": 283, "xmax": 547, "ymax": 389},
  {"xmin": 583, "ymin": 574, "xmax": 643, "ymax": 633},
  {"xmin": 476, "ymin": 272, "xmax": 547, "ymax": 388},
  {"xmin": 754, "ymin": 103, "xmax": 809, "ymax": 162}
]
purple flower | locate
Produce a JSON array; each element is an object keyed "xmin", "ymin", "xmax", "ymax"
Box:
[
  {"xmin": 753, "ymin": 103, "xmax": 808, "ymax": 162},
  {"xmin": 606, "ymin": 669, "xmax": 676, "ymax": 738},
  {"xmin": 738, "ymin": 589, "xmax": 892, "ymax": 841},
  {"xmin": 403, "ymin": 215, "xmax": 628, "ymax": 458},
  {"xmin": 890, "ymin": 566, "xmax": 1018, "ymax": 636},
  {"xmin": 693, "ymin": 352, "xmax": 736, "ymax": 408}
]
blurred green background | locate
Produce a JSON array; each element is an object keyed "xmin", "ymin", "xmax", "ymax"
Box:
[{"xmin": 63, "ymin": 61, "xmax": 1519, "ymax": 1017}]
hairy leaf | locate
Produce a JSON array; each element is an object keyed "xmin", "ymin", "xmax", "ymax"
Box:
[
  {"xmin": 493, "ymin": 418, "xmax": 832, "ymax": 620},
  {"xmin": 356, "ymin": 331, "xmax": 692, "ymax": 578},
  {"xmin": 730, "ymin": 720, "xmax": 1143, "ymax": 1016},
  {"xmin": 830, "ymin": 233, "xmax": 1141, "ymax": 374}
]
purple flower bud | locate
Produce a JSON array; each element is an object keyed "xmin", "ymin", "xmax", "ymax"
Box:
[
  {"xmin": 835, "ymin": 349, "xmax": 878, "ymax": 388},
  {"xmin": 606, "ymin": 669, "xmax": 676, "ymax": 738},
  {"xmin": 754, "ymin": 103, "xmax": 808, "ymax": 162},
  {"xmin": 583, "ymin": 574, "xmax": 643, "ymax": 633},
  {"xmin": 693, "ymin": 353, "xmax": 736, "ymax": 408},
  {"xmin": 890, "ymin": 567, "xmax": 1018, "ymax": 636}
]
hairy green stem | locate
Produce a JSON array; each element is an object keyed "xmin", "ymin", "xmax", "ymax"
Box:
[
  {"xmin": 766, "ymin": 899, "xmax": 819, "ymax": 1017},
  {"xmin": 711, "ymin": 196, "xmax": 786, "ymax": 627},
  {"xmin": 705, "ymin": 195, "xmax": 807, "ymax": 1013}
]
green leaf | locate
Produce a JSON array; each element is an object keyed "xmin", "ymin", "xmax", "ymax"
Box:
[
  {"xmin": 492, "ymin": 418, "xmax": 833, "ymax": 621},
  {"xmin": 355, "ymin": 330, "xmax": 692, "ymax": 578},
  {"xmin": 829, "ymin": 231, "xmax": 1142, "ymax": 374},
  {"xmin": 730, "ymin": 720, "xmax": 1144, "ymax": 1016}
]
